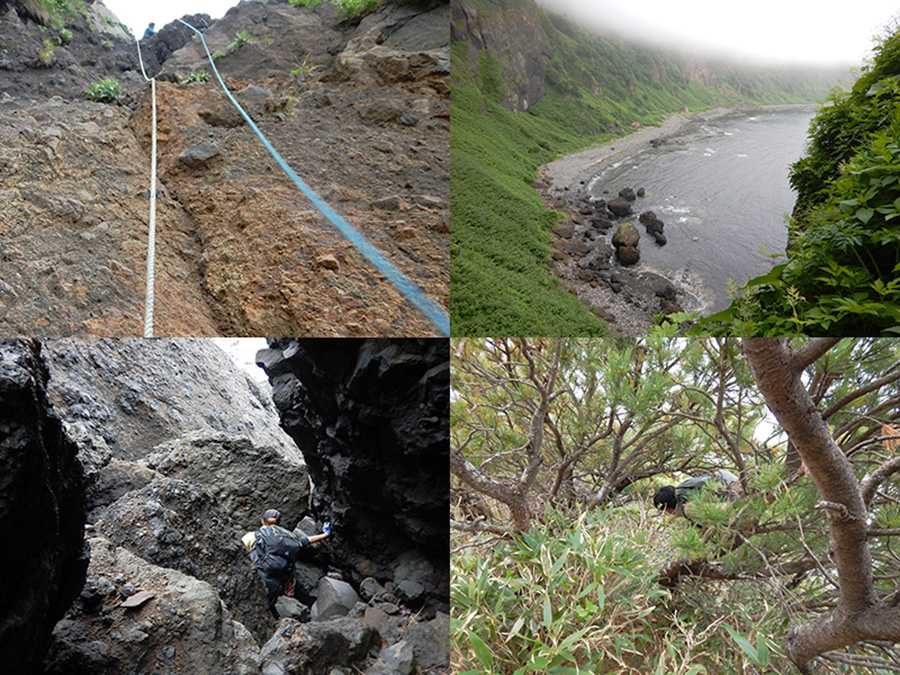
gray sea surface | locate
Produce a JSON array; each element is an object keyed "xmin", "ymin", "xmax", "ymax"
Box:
[{"xmin": 589, "ymin": 106, "xmax": 817, "ymax": 313}]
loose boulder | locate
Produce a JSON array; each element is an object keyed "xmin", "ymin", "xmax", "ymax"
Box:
[
  {"xmin": 612, "ymin": 222, "xmax": 641, "ymax": 266},
  {"xmin": 312, "ymin": 578, "xmax": 363, "ymax": 621},
  {"xmin": 260, "ymin": 618, "xmax": 380, "ymax": 675},
  {"xmin": 141, "ymin": 431, "xmax": 310, "ymax": 530},
  {"xmin": 606, "ymin": 196, "xmax": 633, "ymax": 217},
  {"xmin": 96, "ymin": 477, "xmax": 272, "ymax": 640},
  {"xmin": 618, "ymin": 187, "xmax": 636, "ymax": 202},
  {"xmin": 42, "ymin": 536, "xmax": 261, "ymax": 675},
  {"xmin": 639, "ymin": 211, "xmax": 667, "ymax": 246}
]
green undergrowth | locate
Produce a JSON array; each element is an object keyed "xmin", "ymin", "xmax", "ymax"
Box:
[
  {"xmin": 287, "ymin": 0, "xmax": 385, "ymax": 18},
  {"xmin": 34, "ymin": 0, "xmax": 85, "ymax": 28},
  {"xmin": 451, "ymin": 5, "xmax": 834, "ymax": 335},
  {"xmin": 452, "ymin": 507, "xmax": 792, "ymax": 674}
]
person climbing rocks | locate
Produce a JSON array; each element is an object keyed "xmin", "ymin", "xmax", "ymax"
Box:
[
  {"xmin": 653, "ymin": 469, "xmax": 742, "ymax": 521},
  {"xmin": 143, "ymin": 23, "xmax": 156, "ymax": 38},
  {"xmin": 242, "ymin": 509, "xmax": 331, "ymax": 618}
]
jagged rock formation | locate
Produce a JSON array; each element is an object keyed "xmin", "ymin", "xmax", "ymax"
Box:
[
  {"xmin": 0, "ymin": 0, "xmax": 449, "ymax": 336},
  {"xmin": 0, "ymin": 339, "xmax": 88, "ymax": 674},
  {"xmin": 5, "ymin": 337, "xmax": 451, "ymax": 674},
  {"xmin": 257, "ymin": 338, "xmax": 450, "ymax": 618}
]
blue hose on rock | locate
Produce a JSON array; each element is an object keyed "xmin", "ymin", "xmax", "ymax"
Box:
[{"xmin": 177, "ymin": 19, "xmax": 450, "ymax": 337}]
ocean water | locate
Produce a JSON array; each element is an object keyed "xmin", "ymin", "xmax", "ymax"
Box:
[{"xmin": 588, "ymin": 107, "xmax": 817, "ymax": 313}]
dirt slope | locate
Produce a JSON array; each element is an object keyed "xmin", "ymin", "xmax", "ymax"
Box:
[{"xmin": 0, "ymin": 0, "xmax": 448, "ymax": 336}]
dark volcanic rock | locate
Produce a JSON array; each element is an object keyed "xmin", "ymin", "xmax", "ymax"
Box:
[
  {"xmin": 0, "ymin": 339, "xmax": 88, "ymax": 674},
  {"xmin": 256, "ymin": 339, "xmax": 449, "ymax": 616},
  {"xmin": 639, "ymin": 210, "xmax": 667, "ymax": 245},
  {"xmin": 260, "ymin": 617, "xmax": 380, "ymax": 675},
  {"xmin": 612, "ymin": 222, "xmax": 641, "ymax": 266},
  {"xmin": 618, "ymin": 187, "xmax": 636, "ymax": 202},
  {"xmin": 96, "ymin": 476, "xmax": 272, "ymax": 640},
  {"xmin": 612, "ymin": 222, "xmax": 640, "ymax": 248},
  {"xmin": 43, "ymin": 536, "xmax": 260, "ymax": 675},
  {"xmin": 606, "ymin": 196, "xmax": 633, "ymax": 217}
]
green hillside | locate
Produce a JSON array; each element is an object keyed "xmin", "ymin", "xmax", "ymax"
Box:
[
  {"xmin": 451, "ymin": 0, "xmax": 842, "ymax": 336},
  {"xmin": 682, "ymin": 28, "xmax": 900, "ymax": 336}
]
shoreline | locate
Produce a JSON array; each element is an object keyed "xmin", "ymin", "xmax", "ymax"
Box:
[
  {"xmin": 541, "ymin": 103, "xmax": 816, "ymax": 192},
  {"xmin": 537, "ymin": 103, "xmax": 818, "ymax": 336}
]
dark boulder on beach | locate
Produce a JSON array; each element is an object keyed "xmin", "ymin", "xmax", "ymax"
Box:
[
  {"xmin": 639, "ymin": 211, "xmax": 667, "ymax": 246},
  {"xmin": 552, "ymin": 221, "xmax": 576, "ymax": 239},
  {"xmin": 619, "ymin": 188, "xmax": 637, "ymax": 202},
  {"xmin": 607, "ymin": 197, "xmax": 633, "ymax": 217},
  {"xmin": 591, "ymin": 215, "xmax": 615, "ymax": 233},
  {"xmin": 612, "ymin": 222, "xmax": 640, "ymax": 266},
  {"xmin": 612, "ymin": 222, "xmax": 640, "ymax": 248}
]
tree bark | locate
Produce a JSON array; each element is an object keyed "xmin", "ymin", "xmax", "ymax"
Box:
[{"xmin": 742, "ymin": 338, "xmax": 900, "ymax": 672}]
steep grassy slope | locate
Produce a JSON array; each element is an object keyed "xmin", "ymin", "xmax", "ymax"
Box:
[
  {"xmin": 451, "ymin": 0, "xmax": 842, "ymax": 336},
  {"xmin": 682, "ymin": 29, "xmax": 900, "ymax": 336}
]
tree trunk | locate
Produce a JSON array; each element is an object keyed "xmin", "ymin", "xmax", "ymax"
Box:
[{"xmin": 742, "ymin": 338, "xmax": 900, "ymax": 673}]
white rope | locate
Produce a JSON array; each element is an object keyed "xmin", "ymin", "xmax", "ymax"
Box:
[{"xmin": 135, "ymin": 37, "xmax": 157, "ymax": 337}]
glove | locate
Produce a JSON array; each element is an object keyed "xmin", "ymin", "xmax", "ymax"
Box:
[{"xmin": 323, "ymin": 522, "xmax": 331, "ymax": 535}]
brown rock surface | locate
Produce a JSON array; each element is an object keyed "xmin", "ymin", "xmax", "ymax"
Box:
[{"xmin": 0, "ymin": 0, "xmax": 448, "ymax": 336}]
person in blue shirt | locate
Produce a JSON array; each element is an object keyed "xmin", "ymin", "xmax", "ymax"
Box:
[{"xmin": 143, "ymin": 23, "xmax": 156, "ymax": 38}]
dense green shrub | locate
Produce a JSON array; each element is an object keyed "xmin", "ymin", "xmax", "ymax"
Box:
[
  {"xmin": 288, "ymin": 0, "xmax": 384, "ymax": 18},
  {"xmin": 452, "ymin": 507, "xmax": 794, "ymax": 674},
  {"xmin": 83, "ymin": 78, "xmax": 122, "ymax": 103}
]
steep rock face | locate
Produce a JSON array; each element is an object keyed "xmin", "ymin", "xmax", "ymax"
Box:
[
  {"xmin": 451, "ymin": 0, "xmax": 549, "ymax": 111},
  {"xmin": 43, "ymin": 536, "xmax": 262, "ymax": 675},
  {"xmin": 96, "ymin": 476, "xmax": 273, "ymax": 640},
  {"xmin": 0, "ymin": 0, "xmax": 139, "ymax": 100},
  {"xmin": 0, "ymin": 0, "xmax": 449, "ymax": 336},
  {"xmin": 256, "ymin": 338, "xmax": 449, "ymax": 614},
  {"xmin": 40, "ymin": 338, "xmax": 308, "ymax": 644},
  {"xmin": 0, "ymin": 339, "xmax": 88, "ymax": 674},
  {"xmin": 0, "ymin": 98, "xmax": 220, "ymax": 335},
  {"xmin": 42, "ymin": 339, "xmax": 298, "ymax": 465}
]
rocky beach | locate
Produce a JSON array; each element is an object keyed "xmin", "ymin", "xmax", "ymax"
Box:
[{"xmin": 536, "ymin": 105, "xmax": 812, "ymax": 335}]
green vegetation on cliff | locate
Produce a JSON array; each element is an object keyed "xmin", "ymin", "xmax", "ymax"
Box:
[
  {"xmin": 680, "ymin": 29, "xmax": 900, "ymax": 336},
  {"xmin": 451, "ymin": 0, "xmax": 840, "ymax": 336}
]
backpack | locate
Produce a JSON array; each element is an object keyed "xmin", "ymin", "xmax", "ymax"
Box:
[
  {"xmin": 252, "ymin": 525, "xmax": 302, "ymax": 575},
  {"xmin": 674, "ymin": 475, "xmax": 711, "ymax": 506}
]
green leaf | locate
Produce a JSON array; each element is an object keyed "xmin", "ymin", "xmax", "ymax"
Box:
[
  {"xmin": 724, "ymin": 625, "xmax": 760, "ymax": 662},
  {"xmin": 756, "ymin": 634, "xmax": 771, "ymax": 667},
  {"xmin": 468, "ymin": 632, "xmax": 493, "ymax": 670},
  {"xmin": 542, "ymin": 595, "xmax": 552, "ymax": 628},
  {"xmin": 856, "ymin": 207, "xmax": 875, "ymax": 224},
  {"xmin": 745, "ymin": 263, "xmax": 787, "ymax": 288}
]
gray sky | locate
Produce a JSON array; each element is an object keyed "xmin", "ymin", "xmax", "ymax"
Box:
[
  {"xmin": 103, "ymin": 0, "xmax": 241, "ymax": 36},
  {"xmin": 211, "ymin": 338, "xmax": 270, "ymax": 384},
  {"xmin": 537, "ymin": 0, "xmax": 900, "ymax": 66}
]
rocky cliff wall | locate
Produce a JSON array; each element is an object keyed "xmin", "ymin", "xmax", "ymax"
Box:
[
  {"xmin": 28, "ymin": 337, "xmax": 449, "ymax": 674},
  {"xmin": 0, "ymin": 0, "xmax": 449, "ymax": 336},
  {"xmin": 451, "ymin": 0, "xmax": 549, "ymax": 111},
  {"xmin": 257, "ymin": 338, "xmax": 449, "ymax": 616},
  {"xmin": 0, "ymin": 339, "xmax": 88, "ymax": 674}
]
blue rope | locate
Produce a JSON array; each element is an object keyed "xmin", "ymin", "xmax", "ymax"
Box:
[{"xmin": 176, "ymin": 19, "xmax": 449, "ymax": 336}]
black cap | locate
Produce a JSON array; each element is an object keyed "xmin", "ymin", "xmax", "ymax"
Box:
[{"xmin": 262, "ymin": 509, "xmax": 281, "ymax": 524}]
